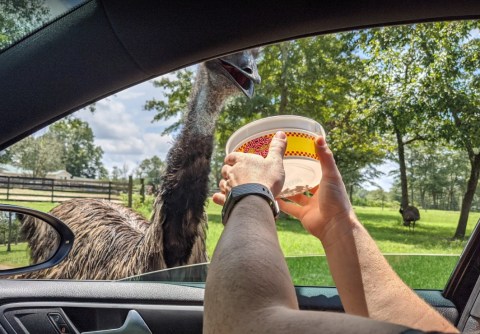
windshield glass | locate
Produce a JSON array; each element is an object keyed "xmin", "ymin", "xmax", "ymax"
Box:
[{"xmin": 0, "ymin": 0, "xmax": 87, "ymax": 51}]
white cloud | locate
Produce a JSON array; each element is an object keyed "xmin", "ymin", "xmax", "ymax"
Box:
[
  {"xmin": 96, "ymin": 138, "xmax": 145, "ymax": 155},
  {"xmin": 117, "ymin": 90, "xmax": 146, "ymax": 100},
  {"xmin": 83, "ymin": 100, "xmax": 140, "ymax": 140},
  {"xmin": 74, "ymin": 98, "xmax": 176, "ymax": 172}
]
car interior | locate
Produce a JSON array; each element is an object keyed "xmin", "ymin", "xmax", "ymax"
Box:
[{"xmin": 1, "ymin": 0, "xmax": 480, "ymax": 333}]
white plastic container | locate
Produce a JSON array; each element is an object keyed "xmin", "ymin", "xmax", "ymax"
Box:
[{"xmin": 226, "ymin": 115, "xmax": 325, "ymax": 197}]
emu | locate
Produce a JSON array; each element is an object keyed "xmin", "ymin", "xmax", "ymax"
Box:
[
  {"xmin": 21, "ymin": 50, "xmax": 260, "ymax": 279},
  {"xmin": 399, "ymin": 205, "xmax": 420, "ymax": 232}
]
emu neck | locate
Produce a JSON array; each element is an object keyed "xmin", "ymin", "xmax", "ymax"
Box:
[{"xmin": 147, "ymin": 67, "xmax": 231, "ymax": 268}]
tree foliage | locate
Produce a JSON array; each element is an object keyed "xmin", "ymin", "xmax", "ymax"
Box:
[
  {"xmin": 7, "ymin": 118, "xmax": 106, "ymax": 179},
  {"xmin": 356, "ymin": 21, "xmax": 480, "ymax": 238},
  {"xmin": 49, "ymin": 118, "xmax": 107, "ymax": 179},
  {"xmin": 415, "ymin": 21, "xmax": 480, "ymax": 238},
  {"xmin": 134, "ymin": 155, "xmax": 165, "ymax": 185},
  {"xmin": 0, "ymin": 0, "xmax": 50, "ymax": 49},
  {"xmin": 144, "ymin": 70, "xmax": 195, "ymax": 135},
  {"xmin": 9, "ymin": 133, "xmax": 63, "ymax": 178},
  {"xmin": 389, "ymin": 143, "xmax": 470, "ymax": 211}
]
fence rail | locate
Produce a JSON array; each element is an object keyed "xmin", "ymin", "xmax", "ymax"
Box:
[{"xmin": 0, "ymin": 176, "xmax": 130, "ymax": 203}]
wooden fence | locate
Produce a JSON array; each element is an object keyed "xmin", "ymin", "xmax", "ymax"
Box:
[{"xmin": 0, "ymin": 176, "xmax": 130, "ymax": 203}]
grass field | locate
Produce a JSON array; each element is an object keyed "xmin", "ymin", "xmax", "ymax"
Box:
[
  {"xmin": 0, "ymin": 242, "xmax": 30, "ymax": 268},
  {"xmin": 3, "ymin": 199, "xmax": 478, "ymax": 289},
  {"xmin": 204, "ymin": 201, "xmax": 476, "ymax": 289},
  {"xmin": 2, "ymin": 201, "xmax": 58, "ymax": 212}
]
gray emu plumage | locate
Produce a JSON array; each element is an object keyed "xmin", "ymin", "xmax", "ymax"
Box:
[
  {"xmin": 20, "ymin": 50, "xmax": 260, "ymax": 279},
  {"xmin": 399, "ymin": 205, "xmax": 420, "ymax": 231}
]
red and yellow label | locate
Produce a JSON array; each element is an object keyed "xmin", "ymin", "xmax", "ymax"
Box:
[{"xmin": 235, "ymin": 131, "xmax": 318, "ymax": 160}]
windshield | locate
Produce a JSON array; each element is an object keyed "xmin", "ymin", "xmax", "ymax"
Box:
[{"xmin": 0, "ymin": 0, "xmax": 87, "ymax": 52}]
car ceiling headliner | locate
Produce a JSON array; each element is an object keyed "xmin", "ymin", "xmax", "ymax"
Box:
[{"xmin": 0, "ymin": 0, "xmax": 479, "ymax": 151}]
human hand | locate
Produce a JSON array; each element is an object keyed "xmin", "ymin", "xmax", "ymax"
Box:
[
  {"xmin": 212, "ymin": 131, "xmax": 287, "ymax": 205},
  {"xmin": 278, "ymin": 136, "xmax": 354, "ymax": 241}
]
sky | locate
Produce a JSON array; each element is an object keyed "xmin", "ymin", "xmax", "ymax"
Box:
[{"xmin": 73, "ymin": 80, "xmax": 178, "ymax": 175}]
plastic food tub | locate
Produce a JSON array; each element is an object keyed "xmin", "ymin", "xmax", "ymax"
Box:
[{"xmin": 226, "ymin": 115, "xmax": 325, "ymax": 197}]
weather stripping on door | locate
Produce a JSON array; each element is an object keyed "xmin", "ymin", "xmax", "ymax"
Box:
[{"xmin": 82, "ymin": 310, "xmax": 152, "ymax": 334}]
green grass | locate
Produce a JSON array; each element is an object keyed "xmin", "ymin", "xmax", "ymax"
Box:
[
  {"xmin": 0, "ymin": 201, "xmax": 58, "ymax": 212},
  {"xmin": 0, "ymin": 242, "xmax": 30, "ymax": 268},
  {"xmin": 206, "ymin": 202, "xmax": 478, "ymax": 256},
  {"xmin": 5, "ymin": 199, "xmax": 478, "ymax": 289},
  {"xmin": 205, "ymin": 202, "xmax": 476, "ymax": 289},
  {"xmin": 285, "ymin": 255, "xmax": 460, "ymax": 289}
]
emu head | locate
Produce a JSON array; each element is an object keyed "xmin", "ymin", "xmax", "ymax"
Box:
[{"xmin": 204, "ymin": 49, "xmax": 261, "ymax": 99}]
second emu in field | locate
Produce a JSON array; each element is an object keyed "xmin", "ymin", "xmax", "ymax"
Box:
[{"xmin": 399, "ymin": 205, "xmax": 420, "ymax": 232}]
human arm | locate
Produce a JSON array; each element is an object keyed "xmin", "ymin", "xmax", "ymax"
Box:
[
  {"xmin": 203, "ymin": 132, "xmax": 409, "ymax": 334},
  {"xmin": 278, "ymin": 136, "xmax": 458, "ymax": 333}
]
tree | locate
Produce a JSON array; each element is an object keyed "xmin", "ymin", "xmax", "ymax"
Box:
[
  {"xmin": 390, "ymin": 143, "xmax": 469, "ymax": 210},
  {"xmin": 10, "ymin": 133, "xmax": 63, "ymax": 178},
  {"xmin": 111, "ymin": 166, "xmax": 121, "ymax": 181},
  {"xmin": 49, "ymin": 118, "xmax": 106, "ymax": 179},
  {"xmin": 0, "ymin": 149, "xmax": 12, "ymax": 164},
  {"xmin": 144, "ymin": 69, "xmax": 195, "ymax": 135},
  {"xmin": 415, "ymin": 21, "xmax": 480, "ymax": 238},
  {"xmin": 135, "ymin": 155, "xmax": 165, "ymax": 185},
  {"xmin": 357, "ymin": 25, "xmax": 436, "ymax": 210},
  {"xmin": 0, "ymin": 0, "xmax": 50, "ymax": 49}
]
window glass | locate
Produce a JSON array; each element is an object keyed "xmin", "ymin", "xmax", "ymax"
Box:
[
  {"xmin": 2, "ymin": 20, "xmax": 480, "ymax": 290},
  {"xmin": 0, "ymin": 0, "xmax": 87, "ymax": 51}
]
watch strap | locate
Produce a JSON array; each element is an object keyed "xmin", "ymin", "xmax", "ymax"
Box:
[{"xmin": 222, "ymin": 183, "xmax": 279, "ymax": 225}]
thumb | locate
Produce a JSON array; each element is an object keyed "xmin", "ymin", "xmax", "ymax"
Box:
[
  {"xmin": 267, "ymin": 131, "xmax": 287, "ymax": 161},
  {"xmin": 315, "ymin": 136, "xmax": 340, "ymax": 178}
]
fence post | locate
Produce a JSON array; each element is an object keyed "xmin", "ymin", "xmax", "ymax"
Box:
[
  {"xmin": 51, "ymin": 179, "xmax": 55, "ymax": 202},
  {"xmin": 127, "ymin": 176, "xmax": 133, "ymax": 208},
  {"xmin": 108, "ymin": 182, "xmax": 112, "ymax": 201},
  {"xmin": 6, "ymin": 177, "xmax": 10, "ymax": 200},
  {"xmin": 140, "ymin": 178, "xmax": 145, "ymax": 204}
]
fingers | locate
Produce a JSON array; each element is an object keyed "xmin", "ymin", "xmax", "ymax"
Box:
[
  {"xmin": 266, "ymin": 131, "xmax": 287, "ymax": 161},
  {"xmin": 221, "ymin": 164, "xmax": 232, "ymax": 179},
  {"xmin": 315, "ymin": 136, "xmax": 340, "ymax": 178},
  {"xmin": 219, "ymin": 179, "xmax": 230, "ymax": 194},
  {"xmin": 212, "ymin": 192, "xmax": 226, "ymax": 206},
  {"xmin": 224, "ymin": 152, "xmax": 242, "ymax": 166},
  {"xmin": 278, "ymin": 199, "xmax": 303, "ymax": 219},
  {"xmin": 283, "ymin": 192, "xmax": 310, "ymax": 206}
]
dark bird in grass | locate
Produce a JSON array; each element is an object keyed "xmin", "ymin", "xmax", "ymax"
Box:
[{"xmin": 399, "ymin": 205, "xmax": 420, "ymax": 232}]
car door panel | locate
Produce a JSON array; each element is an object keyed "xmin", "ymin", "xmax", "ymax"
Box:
[{"xmin": 0, "ymin": 281, "xmax": 458, "ymax": 333}]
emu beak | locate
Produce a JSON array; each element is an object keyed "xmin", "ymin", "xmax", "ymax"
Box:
[{"xmin": 218, "ymin": 57, "xmax": 261, "ymax": 99}]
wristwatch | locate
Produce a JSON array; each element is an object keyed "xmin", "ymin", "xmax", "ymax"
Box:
[{"xmin": 222, "ymin": 183, "xmax": 280, "ymax": 225}]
